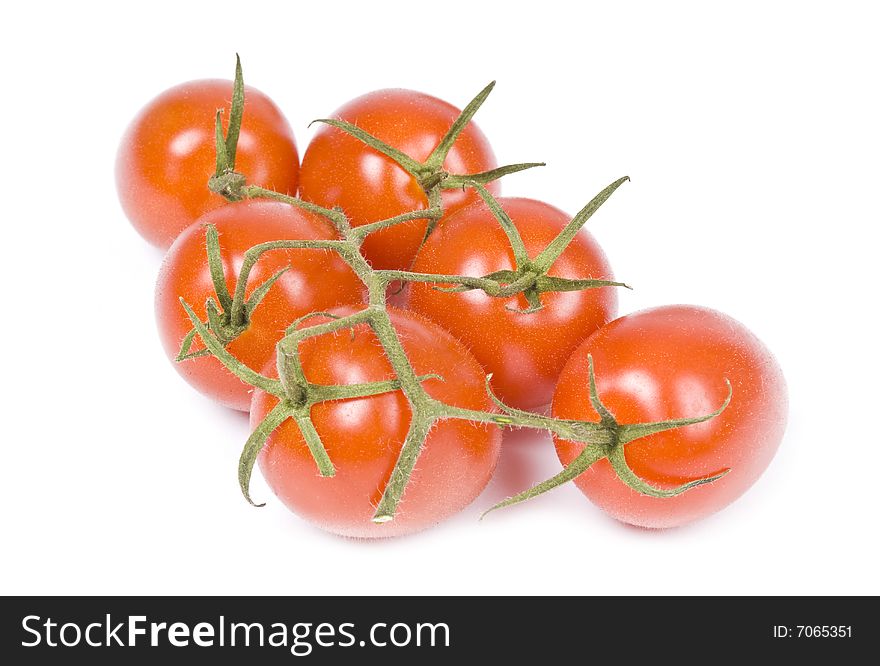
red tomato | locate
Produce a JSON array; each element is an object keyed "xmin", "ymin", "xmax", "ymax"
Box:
[
  {"xmin": 155, "ymin": 201, "xmax": 364, "ymax": 411},
  {"xmin": 298, "ymin": 89, "xmax": 498, "ymax": 270},
  {"xmin": 252, "ymin": 307, "xmax": 502, "ymax": 538},
  {"xmin": 406, "ymin": 197, "xmax": 617, "ymax": 410},
  {"xmin": 117, "ymin": 79, "xmax": 300, "ymax": 249},
  {"xmin": 552, "ymin": 305, "xmax": 787, "ymax": 528}
]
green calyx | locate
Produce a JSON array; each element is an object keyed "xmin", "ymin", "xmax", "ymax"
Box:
[
  {"xmin": 373, "ymin": 178, "xmax": 633, "ymax": 313},
  {"xmin": 175, "ymin": 223, "xmax": 290, "ymax": 362},
  {"xmin": 449, "ymin": 178, "xmax": 633, "ymax": 314},
  {"xmin": 311, "ymin": 81, "xmax": 545, "ymax": 239},
  {"xmin": 481, "ymin": 355, "xmax": 732, "ymax": 518}
]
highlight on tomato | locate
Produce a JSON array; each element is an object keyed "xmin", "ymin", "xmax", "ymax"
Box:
[
  {"xmin": 406, "ymin": 194, "xmax": 619, "ymax": 410},
  {"xmin": 249, "ymin": 307, "xmax": 502, "ymax": 538},
  {"xmin": 551, "ymin": 305, "xmax": 788, "ymax": 528},
  {"xmin": 116, "ymin": 67, "xmax": 299, "ymax": 249},
  {"xmin": 155, "ymin": 200, "xmax": 364, "ymax": 411},
  {"xmin": 298, "ymin": 87, "xmax": 502, "ymax": 271}
]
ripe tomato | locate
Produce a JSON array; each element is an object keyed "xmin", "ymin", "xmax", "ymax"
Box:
[
  {"xmin": 251, "ymin": 307, "xmax": 502, "ymax": 538},
  {"xmin": 406, "ymin": 197, "xmax": 617, "ymax": 410},
  {"xmin": 117, "ymin": 79, "xmax": 300, "ymax": 249},
  {"xmin": 155, "ymin": 201, "xmax": 364, "ymax": 411},
  {"xmin": 552, "ymin": 305, "xmax": 787, "ymax": 528},
  {"xmin": 298, "ymin": 89, "xmax": 498, "ymax": 270}
]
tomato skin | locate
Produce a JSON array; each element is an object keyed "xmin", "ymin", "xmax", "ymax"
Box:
[
  {"xmin": 155, "ymin": 201, "xmax": 364, "ymax": 411},
  {"xmin": 552, "ymin": 305, "xmax": 787, "ymax": 528},
  {"xmin": 406, "ymin": 197, "xmax": 617, "ymax": 410},
  {"xmin": 117, "ymin": 79, "xmax": 300, "ymax": 249},
  {"xmin": 251, "ymin": 307, "xmax": 501, "ymax": 538},
  {"xmin": 298, "ymin": 89, "xmax": 498, "ymax": 270}
]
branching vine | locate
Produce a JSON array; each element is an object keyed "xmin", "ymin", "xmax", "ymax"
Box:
[{"xmin": 177, "ymin": 57, "xmax": 732, "ymax": 526}]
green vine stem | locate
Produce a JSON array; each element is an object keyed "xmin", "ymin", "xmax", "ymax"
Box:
[
  {"xmin": 179, "ymin": 57, "xmax": 734, "ymax": 525},
  {"xmin": 192, "ymin": 66, "xmax": 624, "ymax": 356},
  {"xmin": 181, "ymin": 192, "xmax": 733, "ymax": 523},
  {"xmin": 178, "ymin": 174, "xmax": 630, "ymax": 361}
]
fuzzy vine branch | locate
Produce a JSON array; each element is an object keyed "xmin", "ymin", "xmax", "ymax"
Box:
[
  {"xmin": 350, "ymin": 208, "xmax": 444, "ymax": 243},
  {"xmin": 184, "ymin": 62, "xmax": 733, "ymax": 524},
  {"xmin": 183, "ymin": 183, "xmax": 732, "ymax": 523}
]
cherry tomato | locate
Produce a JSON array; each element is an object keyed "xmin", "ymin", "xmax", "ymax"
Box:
[
  {"xmin": 298, "ymin": 89, "xmax": 498, "ymax": 270},
  {"xmin": 155, "ymin": 201, "xmax": 364, "ymax": 411},
  {"xmin": 252, "ymin": 307, "xmax": 502, "ymax": 538},
  {"xmin": 406, "ymin": 197, "xmax": 617, "ymax": 410},
  {"xmin": 552, "ymin": 305, "xmax": 788, "ymax": 528},
  {"xmin": 117, "ymin": 79, "xmax": 300, "ymax": 249}
]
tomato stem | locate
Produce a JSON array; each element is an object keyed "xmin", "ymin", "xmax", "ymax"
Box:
[
  {"xmin": 182, "ymin": 63, "xmax": 733, "ymax": 526},
  {"xmin": 241, "ymin": 185, "xmax": 348, "ymax": 228},
  {"xmin": 350, "ymin": 208, "xmax": 443, "ymax": 244},
  {"xmin": 291, "ymin": 410, "xmax": 336, "ymax": 477},
  {"xmin": 186, "ymin": 199, "xmax": 733, "ymax": 521},
  {"xmin": 371, "ymin": 417, "xmax": 435, "ymax": 523}
]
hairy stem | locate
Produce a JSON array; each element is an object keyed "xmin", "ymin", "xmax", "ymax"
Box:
[{"xmin": 195, "ymin": 70, "xmax": 732, "ymax": 525}]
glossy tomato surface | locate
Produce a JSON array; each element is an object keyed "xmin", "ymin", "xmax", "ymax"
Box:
[
  {"xmin": 552, "ymin": 305, "xmax": 787, "ymax": 528},
  {"xmin": 252, "ymin": 307, "xmax": 502, "ymax": 538},
  {"xmin": 117, "ymin": 79, "xmax": 300, "ymax": 248},
  {"xmin": 298, "ymin": 89, "xmax": 498, "ymax": 270},
  {"xmin": 155, "ymin": 201, "xmax": 364, "ymax": 411},
  {"xmin": 407, "ymin": 197, "xmax": 617, "ymax": 410}
]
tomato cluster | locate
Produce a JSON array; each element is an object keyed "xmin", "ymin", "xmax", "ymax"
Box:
[{"xmin": 118, "ymin": 59, "xmax": 787, "ymax": 538}]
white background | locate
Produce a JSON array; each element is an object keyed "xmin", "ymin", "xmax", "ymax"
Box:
[{"xmin": 2, "ymin": 1, "xmax": 877, "ymax": 596}]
